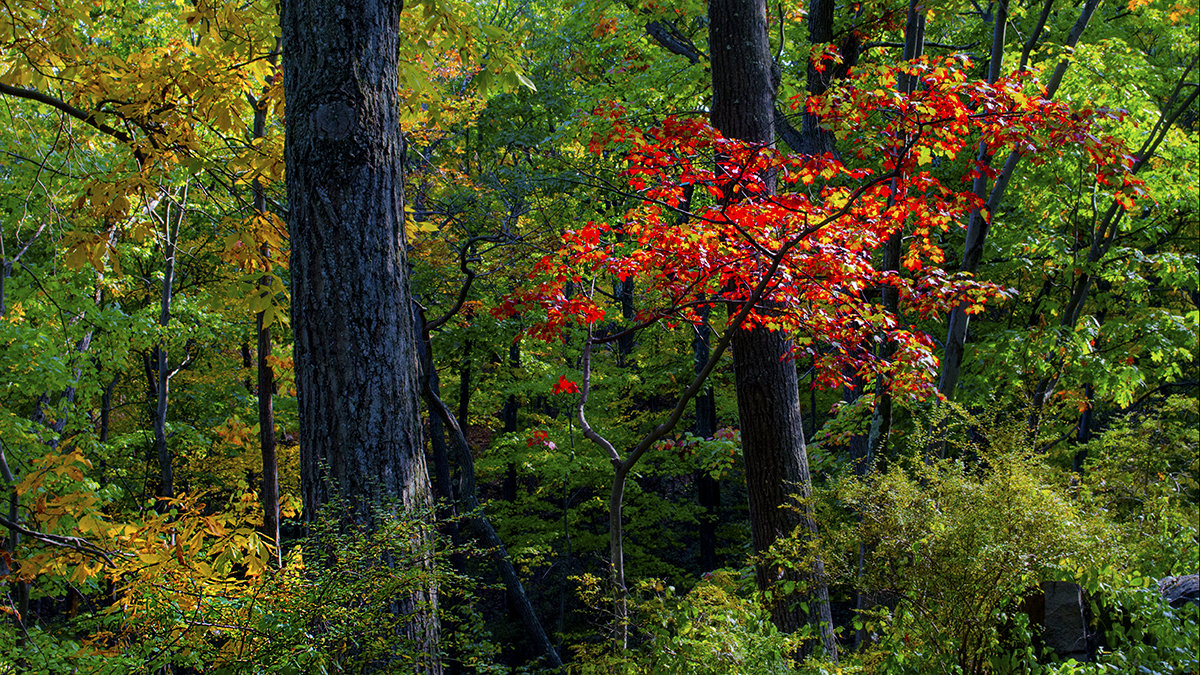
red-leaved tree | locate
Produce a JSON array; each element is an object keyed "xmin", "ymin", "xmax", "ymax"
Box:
[{"xmin": 494, "ymin": 55, "xmax": 1140, "ymax": 649}]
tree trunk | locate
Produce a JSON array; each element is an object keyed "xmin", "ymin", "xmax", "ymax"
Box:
[
  {"xmin": 417, "ymin": 315, "xmax": 563, "ymax": 671},
  {"xmin": 938, "ymin": 0, "xmax": 1101, "ymax": 402},
  {"xmin": 457, "ymin": 339, "xmax": 472, "ymax": 426},
  {"xmin": 152, "ymin": 191, "xmax": 186, "ymax": 501},
  {"xmin": 866, "ymin": 0, "xmax": 925, "ymax": 464},
  {"xmin": 937, "ymin": 0, "xmax": 1010, "ymax": 403},
  {"xmin": 250, "ymin": 82, "xmax": 281, "ymax": 567},
  {"xmin": 710, "ymin": 0, "xmax": 837, "ymax": 660},
  {"xmin": 1031, "ymin": 62, "xmax": 1197, "ymax": 412},
  {"xmin": 0, "ymin": 268, "xmax": 29, "ymax": 638},
  {"xmin": 693, "ymin": 308, "xmax": 720, "ymax": 573},
  {"xmin": 502, "ymin": 338, "xmax": 520, "ymax": 502},
  {"xmin": 282, "ymin": 0, "xmax": 440, "ymax": 668}
]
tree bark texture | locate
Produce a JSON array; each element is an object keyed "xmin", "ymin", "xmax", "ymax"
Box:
[
  {"xmin": 283, "ymin": 0, "xmax": 429, "ymax": 523},
  {"xmin": 709, "ymin": 0, "xmax": 775, "ymax": 145},
  {"xmin": 282, "ymin": 0, "xmax": 439, "ymax": 668},
  {"xmin": 709, "ymin": 0, "xmax": 838, "ymax": 659}
]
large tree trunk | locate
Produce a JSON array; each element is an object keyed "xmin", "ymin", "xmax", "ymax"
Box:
[
  {"xmin": 282, "ymin": 0, "xmax": 439, "ymax": 668},
  {"xmin": 709, "ymin": 0, "xmax": 838, "ymax": 660}
]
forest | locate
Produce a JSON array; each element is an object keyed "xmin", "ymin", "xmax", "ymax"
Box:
[{"xmin": 0, "ymin": 0, "xmax": 1197, "ymax": 672}]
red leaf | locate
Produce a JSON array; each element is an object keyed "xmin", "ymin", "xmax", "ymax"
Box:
[{"xmin": 552, "ymin": 375, "xmax": 580, "ymax": 395}]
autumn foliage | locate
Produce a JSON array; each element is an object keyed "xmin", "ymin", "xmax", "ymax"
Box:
[{"xmin": 498, "ymin": 57, "xmax": 1141, "ymax": 396}]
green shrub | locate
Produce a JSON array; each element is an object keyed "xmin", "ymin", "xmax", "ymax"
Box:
[
  {"xmin": 1071, "ymin": 395, "xmax": 1199, "ymax": 577},
  {"xmin": 826, "ymin": 444, "xmax": 1112, "ymax": 675},
  {"xmin": 568, "ymin": 570, "xmax": 801, "ymax": 674}
]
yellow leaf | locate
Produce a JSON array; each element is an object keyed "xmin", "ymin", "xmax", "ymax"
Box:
[
  {"xmin": 203, "ymin": 516, "xmax": 226, "ymax": 537},
  {"xmin": 137, "ymin": 551, "xmax": 165, "ymax": 565}
]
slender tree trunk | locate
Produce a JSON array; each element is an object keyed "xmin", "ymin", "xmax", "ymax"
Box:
[
  {"xmin": 1031, "ymin": 61, "xmax": 1198, "ymax": 412},
  {"xmin": 0, "ymin": 266, "xmax": 28, "ymax": 635},
  {"xmin": 241, "ymin": 342, "xmax": 254, "ymax": 391},
  {"xmin": 282, "ymin": 0, "xmax": 439, "ymax": 667},
  {"xmin": 502, "ymin": 338, "xmax": 520, "ymax": 502},
  {"xmin": 250, "ymin": 85, "xmax": 281, "ymax": 566},
  {"xmin": 99, "ymin": 374, "xmax": 118, "ymax": 444},
  {"xmin": 428, "ymin": 359, "xmax": 456, "ymax": 514},
  {"xmin": 153, "ymin": 193, "xmax": 185, "ymax": 501},
  {"xmin": 417, "ymin": 317, "xmax": 563, "ymax": 671},
  {"xmin": 617, "ymin": 278, "xmax": 635, "ymax": 361},
  {"xmin": 693, "ymin": 308, "xmax": 720, "ymax": 572},
  {"xmin": 938, "ymin": 0, "xmax": 1101, "ymax": 401},
  {"xmin": 710, "ymin": 0, "xmax": 837, "ymax": 659},
  {"xmin": 457, "ymin": 339, "xmax": 472, "ymax": 426},
  {"xmin": 866, "ymin": 0, "xmax": 925, "ymax": 464},
  {"xmin": 856, "ymin": 6, "xmax": 928, "ymax": 648},
  {"xmin": 937, "ymin": 0, "xmax": 1010, "ymax": 403}
]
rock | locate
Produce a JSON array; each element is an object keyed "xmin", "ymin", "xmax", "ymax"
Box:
[
  {"xmin": 1157, "ymin": 574, "xmax": 1200, "ymax": 609},
  {"xmin": 1043, "ymin": 581, "xmax": 1090, "ymax": 660}
]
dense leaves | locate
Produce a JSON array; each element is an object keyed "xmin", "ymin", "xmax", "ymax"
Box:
[{"xmin": 0, "ymin": 0, "xmax": 1195, "ymax": 671}]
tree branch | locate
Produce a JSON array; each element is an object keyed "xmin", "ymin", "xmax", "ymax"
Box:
[
  {"xmin": 0, "ymin": 514, "xmax": 116, "ymax": 566},
  {"xmin": 645, "ymin": 21, "xmax": 704, "ymax": 64},
  {"xmin": 0, "ymin": 82, "xmax": 133, "ymax": 144}
]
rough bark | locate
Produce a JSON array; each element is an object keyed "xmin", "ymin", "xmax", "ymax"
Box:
[
  {"xmin": 710, "ymin": 0, "xmax": 837, "ymax": 659},
  {"xmin": 282, "ymin": 0, "xmax": 439, "ymax": 667}
]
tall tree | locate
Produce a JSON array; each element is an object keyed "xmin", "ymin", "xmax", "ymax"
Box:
[
  {"xmin": 937, "ymin": 0, "xmax": 1100, "ymax": 402},
  {"xmin": 709, "ymin": 0, "xmax": 838, "ymax": 659},
  {"xmin": 281, "ymin": 0, "xmax": 439, "ymax": 668}
]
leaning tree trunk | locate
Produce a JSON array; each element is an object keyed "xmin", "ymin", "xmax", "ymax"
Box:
[
  {"xmin": 282, "ymin": 0, "xmax": 440, "ymax": 669},
  {"xmin": 709, "ymin": 0, "xmax": 838, "ymax": 660}
]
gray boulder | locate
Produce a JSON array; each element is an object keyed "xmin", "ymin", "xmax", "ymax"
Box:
[
  {"xmin": 1043, "ymin": 581, "xmax": 1090, "ymax": 660},
  {"xmin": 1158, "ymin": 574, "xmax": 1200, "ymax": 609}
]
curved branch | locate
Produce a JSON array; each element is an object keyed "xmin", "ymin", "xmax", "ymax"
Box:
[
  {"xmin": 645, "ymin": 21, "xmax": 704, "ymax": 64},
  {"xmin": 0, "ymin": 514, "xmax": 116, "ymax": 566},
  {"xmin": 426, "ymin": 236, "xmax": 490, "ymax": 332},
  {"xmin": 0, "ymin": 82, "xmax": 133, "ymax": 144}
]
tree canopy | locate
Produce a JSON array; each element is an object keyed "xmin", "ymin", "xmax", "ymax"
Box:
[{"xmin": 1, "ymin": 0, "xmax": 1196, "ymax": 672}]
